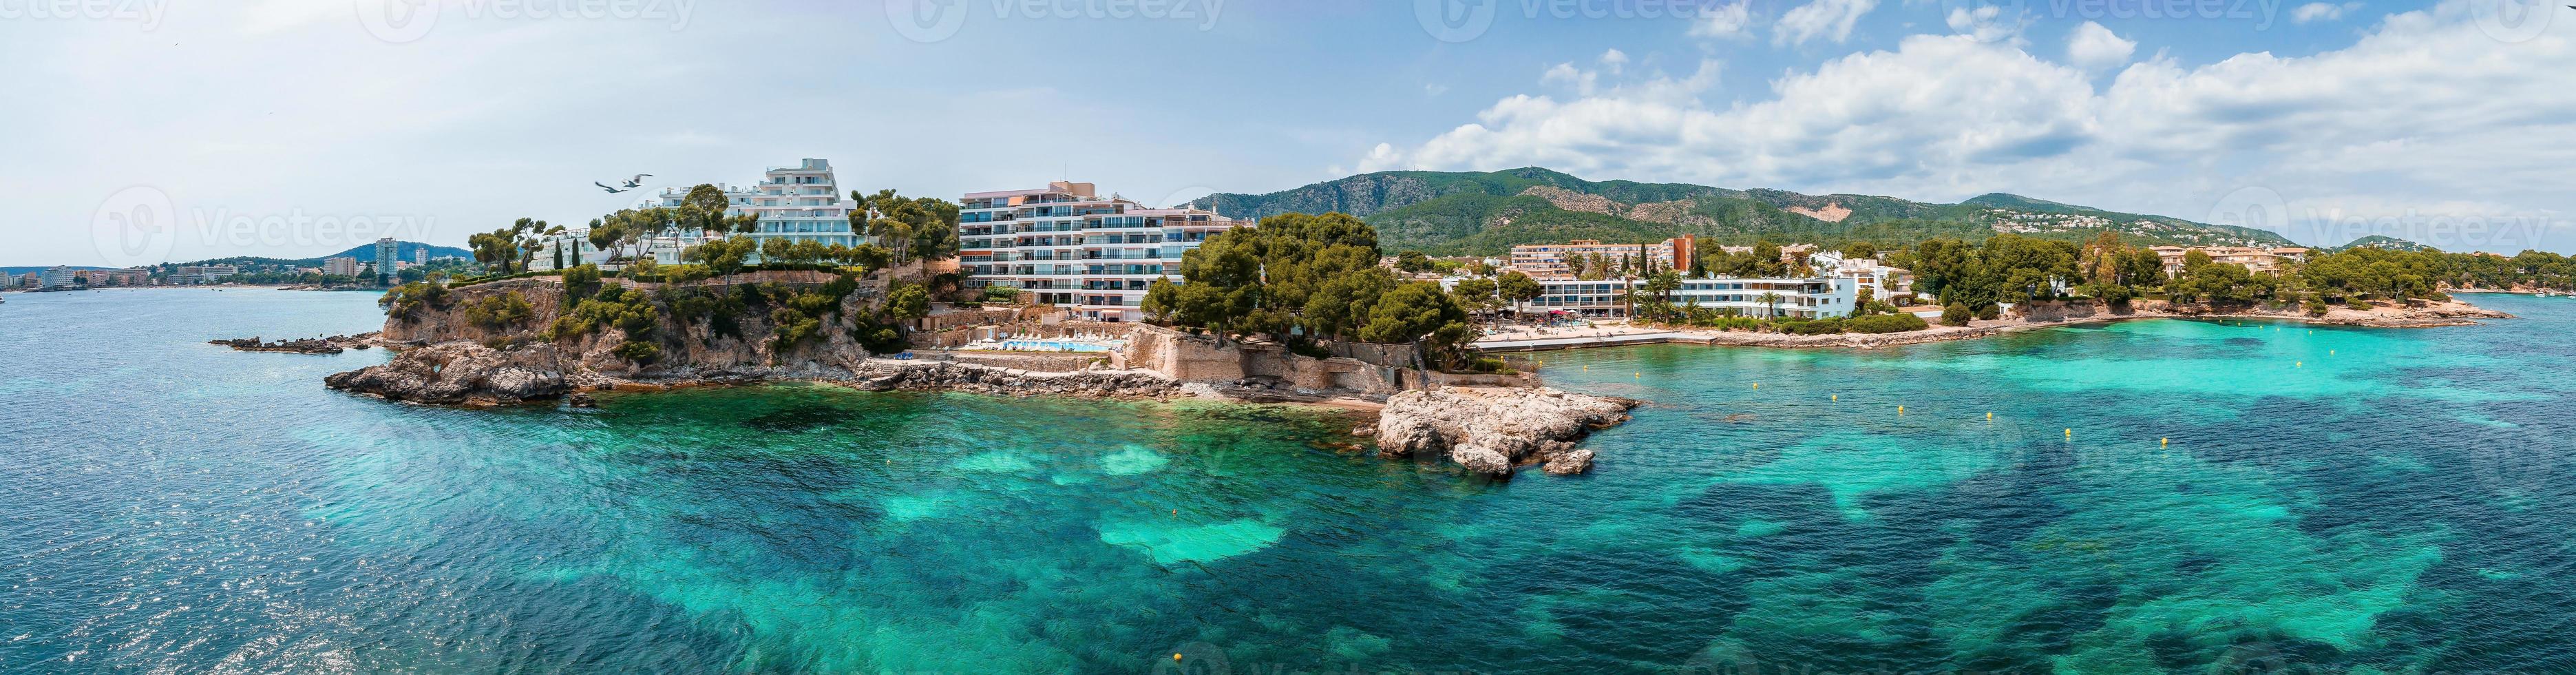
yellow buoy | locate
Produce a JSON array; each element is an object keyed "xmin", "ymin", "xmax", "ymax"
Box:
[
  {"xmin": 1897, "ymin": 406, "xmax": 1905, "ymax": 415},
  {"xmin": 1987, "ymin": 412, "xmax": 1994, "ymax": 421},
  {"xmin": 1174, "ymin": 654, "xmax": 1183, "ymax": 661},
  {"xmin": 1831, "ymin": 394, "xmax": 1838, "ymax": 402},
  {"xmin": 2297, "ymin": 361, "xmax": 2303, "ymax": 367},
  {"xmin": 2065, "ymin": 428, "xmax": 2073, "ymax": 438},
  {"xmin": 2162, "ymin": 437, "xmax": 2170, "ymax": 447},
  {"xmin": 1753, "ymin": 382, "xmax": 1760, "ymax": 389}
]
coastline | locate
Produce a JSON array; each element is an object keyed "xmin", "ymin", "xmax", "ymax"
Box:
[{"xmin": 1478, "ymin": 298, "xmax": 2515, "ymax": 352}]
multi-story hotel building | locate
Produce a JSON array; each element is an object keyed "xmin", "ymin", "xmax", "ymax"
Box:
[
  {"xmin": 1506, "ymin": 276, "xmax": 1859, "ymax": 320},
  {"xmin": 956, "ymin": 180, "xmax": 1249, "ymax": 322},
  {"xmin": 1477, "ymin": 238, "xmax": 1923, "ymax": 319},
  {"xmin": 1509, "ymin": 238, "xmax": 1695, "ymax": 278},
  {"xmin": 2149, "ymin": 245, "xmax": 2312, "ymax": 277},
  {"xmin": 635, "ymin": 158, "xmax": 864, "ymax": 254},
  {"xmin": 531, "ymin": 158, "xmax": 863, "ymax": 273}
]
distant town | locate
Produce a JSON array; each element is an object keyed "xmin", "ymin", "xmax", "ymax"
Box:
[{"xmin": 6, "ymin": 237, "xmax": 474, "ymax": 292}]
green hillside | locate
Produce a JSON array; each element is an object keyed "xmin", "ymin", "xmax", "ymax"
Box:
[
  {"xmin": 1191, "ymin": 168, "xmax": 2300, "ymax": 256},
  {"xmin": 2334, "ymin": 236, "xmax": 2433, "ymax": 252}
]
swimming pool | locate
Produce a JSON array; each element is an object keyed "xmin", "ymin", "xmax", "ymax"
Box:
[{"xmin": 997, "ymin": 340, "xmax": 1116, "ymax": 353}]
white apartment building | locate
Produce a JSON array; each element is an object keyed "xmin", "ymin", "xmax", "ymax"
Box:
[
  {"xmin": 1509, "ymin": 238, "xmax": 1691, "ymax": 278},
  {"xmin": 1506, "ymin": 276, "xmax": 1860, "ymax": 320},
  {"xmin": 40, "ymin": 267, "xmax": 77, "ymax": 290},
  {"xmin": 956, "ymin": 180, "xmax": 1250, "ymax": 322},
  {"xmin": 637, "ymin": 158, "xmax": 863, "ymax": 258},
  {"xmin": 1807, "ymin": 251, "xmax": 1914, "ymax": 300}
]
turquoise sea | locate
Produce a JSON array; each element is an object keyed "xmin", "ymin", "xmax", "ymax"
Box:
[{"xmin": 6, "ymin": 288, "xmax": 2576, "ymax": 674}]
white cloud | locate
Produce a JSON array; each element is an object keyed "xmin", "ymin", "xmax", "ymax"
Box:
[
  {"xmin": 1775, "ymin": 0, "xmax": 1879, "ymax": 46},
  {"xmin": 2292, "ymin": 1, "xmax": 2364, "ymax": 23},
  {"xmin": 1352, "ymin": 1, "xmax": 2576, "ymax": 251},
  {"xmin": 2065, "ymin": 21, "xmax": 2136, "ymax": 70},
  {"xmin": 1541, "ymin": 62, "xmax": 1601, "ymax": 95},
  {"xmin": 1691, "ymin": 1, "xmax": 1755, "ymax": 39},
  {"xmin": 1426, "ymin": 83, "xmax": 1450, "ymax": 96}
]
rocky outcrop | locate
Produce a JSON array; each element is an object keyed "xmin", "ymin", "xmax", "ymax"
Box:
[
  {"xmin": 211, "ymin": 333, "xmax": 380, "ymax": 354},
  {"xmin": 849, "ymin": 361, "xmax": 1179, "ymax": 399},
  {"xmin": 323, "ymin": 341, "xmax": 590, "ymax": 405},
  {"xmin": 1375, "ymin": 386, "xmax": 1639, "ymax": 478}
]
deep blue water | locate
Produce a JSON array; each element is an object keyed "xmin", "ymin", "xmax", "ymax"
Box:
[{"xmin": 5, "ymin": 288, "xmax": 2575, "ymax": 674}]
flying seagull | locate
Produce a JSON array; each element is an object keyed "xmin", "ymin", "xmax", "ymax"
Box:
[
  {"xmin": 621, "ymin": 174, "xmax": 653, "ymax": 188},
  {"xmin": 595, "ymin": 182, "xmax": 629, "ymax": 194}
]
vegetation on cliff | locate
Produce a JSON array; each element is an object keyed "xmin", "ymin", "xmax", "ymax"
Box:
[{"xmin": 1141, "ymin": 212, "xmax": 1491, "ymax": 372}]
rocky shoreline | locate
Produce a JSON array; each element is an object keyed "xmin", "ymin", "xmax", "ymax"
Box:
[
  {"xmin": 321, "ymin": 342, "xmax": 1641, "ymax": 478},
  {"xmin": 1373, "ymin": 386, "xmax": 1641, "ymax": 478},
  {"xmin": 212, "ymin": 332, "xmax": 383, "ymax": 355}
]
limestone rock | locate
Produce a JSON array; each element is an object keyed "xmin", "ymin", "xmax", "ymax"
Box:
[
  {"xmin": 1377, "ymin": 386, "xmax": 1638, "ymax": 478},
  {"xmin": 324, "ymin": 341, "xmax": 573, "ymax": 405}
]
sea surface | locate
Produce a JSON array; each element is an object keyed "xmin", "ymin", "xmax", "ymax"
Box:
[{"xmin": 6, "ymin": 288, "xmax": 2576, "ymax": 674}]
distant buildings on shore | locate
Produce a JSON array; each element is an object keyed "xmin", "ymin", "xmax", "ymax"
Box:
[
  {"xmin": 2149, "ymin": 245, "xmax": 2311, "ymax": 277},
  {"xmin": 1483, "ymin": 238, "xmax": 1913, "ymax": 320}
]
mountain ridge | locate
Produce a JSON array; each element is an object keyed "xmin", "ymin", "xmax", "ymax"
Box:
[{"xmin": 1190, "ymin": 168, "xmax": 2297, "ymax": 256}]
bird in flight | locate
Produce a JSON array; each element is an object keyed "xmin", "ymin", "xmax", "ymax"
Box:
[
  {"xmin": 595, "ymin": 182, "xmax": 629, "ymax": 194},
  {"xmin": 621, "ymin": 174, "xmax": 653, "ymax": 188}
]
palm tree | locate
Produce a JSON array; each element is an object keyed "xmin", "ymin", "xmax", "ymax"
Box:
[{"xmin": 1760, "ymin": 291, "xmax": 1783, "ymax": 320}]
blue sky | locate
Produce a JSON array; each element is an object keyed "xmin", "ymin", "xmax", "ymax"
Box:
[{"xmin": 5, "ymin": 0, "xmax": 2572, "ymax": 266}]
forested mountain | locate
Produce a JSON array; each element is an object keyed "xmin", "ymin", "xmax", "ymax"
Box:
[{"xmin": 1189, "ymin": 168, "xmax": 2298, "ymax": 256}]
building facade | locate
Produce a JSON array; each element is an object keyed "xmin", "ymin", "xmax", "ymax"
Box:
[
  {"xmin": 2149, "ymin": 245, "xmax": 2312, "ymax": 276},
  {"xmin": 324, "ymin": 257, "xmax": 359, "ymax": 278},
  {"xmin": 167, "ymin": 265, "xmax": 236, "ymax": 284},
  {"xmin": 1808, "ymin": 251, "xmax": 1915, "ymax": 300},
  {"xmin": 1503, "ymin": 276, "xmax": 1860, "ymax": 320},
  {"xmin": 1509, "ymin": 238, "xmax": 1693, "ymax": 278},
  {"xmin": 637, "ymin": 158, "xmax": 863, "ymax": 257},
  {"xmin": 374, "ymin": 238, "xmax": 399, "ymax": 284},
  {"xmin": 956, "ymin": 181, "xmax": 1250, "ymax": 322},
  {"xmin": 39, "ymin": 267, "xmax": 76, "ymax": 290}
]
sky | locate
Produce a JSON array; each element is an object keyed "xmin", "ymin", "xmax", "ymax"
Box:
[{"xmin": 4, "ymin": 0, "xmax": 2573, "ymax": 267}]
